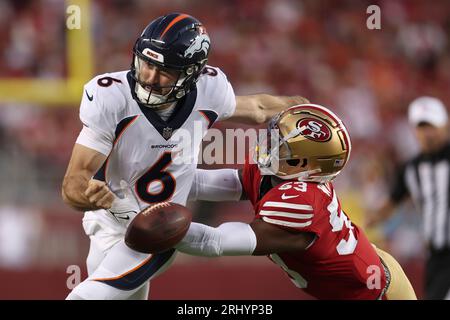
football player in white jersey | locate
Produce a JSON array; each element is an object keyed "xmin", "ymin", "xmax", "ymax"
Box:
[{"xmin": 62, "ymin": 13, "xmax": 308, "ymax": 300}]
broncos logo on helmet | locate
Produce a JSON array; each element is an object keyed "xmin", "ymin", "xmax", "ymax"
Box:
[{"xmin": 184, "ymin": 34, "xmax": 211, "ymax": 58}]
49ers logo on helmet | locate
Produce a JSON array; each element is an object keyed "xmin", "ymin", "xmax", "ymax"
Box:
[{"xmin": 297, "ymin": 118, "xmax": 331, "ymax": 142}]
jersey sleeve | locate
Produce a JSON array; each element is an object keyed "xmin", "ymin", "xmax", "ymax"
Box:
[
  {"xmin": 389, "ymin": 163, "xmax": 408, "ymax": 203},
  {"xmin": 255, "ymin": 183, "xmax": 316, "ymax": 232},
  {"xmin": 75, "ymin": 76, "xmax": 120, "ymax": 156},
  {"xmin": 199, "ymin": 66, "xmax": 236, "ymax": 121}
]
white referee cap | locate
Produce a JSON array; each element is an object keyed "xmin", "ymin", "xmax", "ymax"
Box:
[{"xmin": 408, "ymin": 96, "xmax": 448, "ymax": 127}]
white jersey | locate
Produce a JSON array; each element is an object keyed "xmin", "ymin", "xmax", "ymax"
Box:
[{"xmin": 76, "ymin": 66, "xmax": 235, "ymax": 239}]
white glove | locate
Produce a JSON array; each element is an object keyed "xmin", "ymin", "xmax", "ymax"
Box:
[{"xmin": 108, "ymin": 180, "xmax": 140, "ymax": 226}]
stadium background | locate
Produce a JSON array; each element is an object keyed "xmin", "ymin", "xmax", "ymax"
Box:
[{"xmin": 1, "ymin": 0, "xmax": 449, "ymax": 299}]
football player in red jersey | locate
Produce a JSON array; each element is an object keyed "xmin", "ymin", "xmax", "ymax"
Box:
[{"xmin": 175, "ymin": 104, "xmax": 417, "ymax": 300}]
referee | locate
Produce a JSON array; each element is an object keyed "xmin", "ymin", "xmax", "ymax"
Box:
[{"xmin": 367, "ymin": 96, "xmax": 450, "ymax": 299}]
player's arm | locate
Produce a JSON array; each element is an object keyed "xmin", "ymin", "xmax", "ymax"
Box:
[
  {"xmin": 61, "ymin": 143, "xmax": 115, "ymax": 211},
  {"xmin": 188, "ymin": 168, "xmax": 248, "ymax": 202},
  {"xmin": 250, "ymin": 219, "xmax": 315, "ymax": 255},
  {"xmin": 366, "ymin": 164, "xmax": 408, "ymax": 228},
  {"xmin": 62, "ymin": 76, "xmax": 126, "ymax": 212},
  {"xmin": 174, "ymin": 219, "xmax": 314, "ymax": 257},
  {"xmin": 365, "ymin": 200, "xmax": 397, "ymax": 228},
  {"xmin": 228, "ymin": 95, "xmax": 310, "ymax": 125}
]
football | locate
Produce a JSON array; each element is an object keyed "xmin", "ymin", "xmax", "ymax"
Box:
[{"xmin": 125, "ymin": 202, "xmax": 192, "ymax": 254}]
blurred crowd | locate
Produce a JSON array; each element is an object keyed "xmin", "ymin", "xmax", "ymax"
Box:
[{"xmin": 1, "ymin": 0, "xmax": 449, "ymax": 271}]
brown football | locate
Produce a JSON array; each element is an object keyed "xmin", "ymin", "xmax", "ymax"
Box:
[{"xmin": 125, "ymin": 202, "xmax": 192, "ymax": 254}]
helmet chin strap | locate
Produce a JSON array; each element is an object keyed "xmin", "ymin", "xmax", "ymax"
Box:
[
  {"xmin": 262, "ymin": 164, "xmax": 337, "ymax": 183},
  {"xmin": 135, "ymin": 82, "xmax": 165, "ymax": 107},
  {"xmin": 279, "ymin": 168, "xmax": 322, "ymax": 181}
]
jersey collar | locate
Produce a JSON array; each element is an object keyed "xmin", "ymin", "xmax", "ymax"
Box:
[{"xmin": 127, "ymin": 71, "xmax": 197, "ymax": 140}]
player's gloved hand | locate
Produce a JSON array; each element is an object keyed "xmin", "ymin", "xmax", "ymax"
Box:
[{"xmin": 108, "ymin": 180, "xmax": 140, "ymax": 226}]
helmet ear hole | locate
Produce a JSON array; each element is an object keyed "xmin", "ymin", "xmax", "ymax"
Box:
[
  {"xmin": 286, "ymin": 159, "xmax": 300, "ymax": 167},
  {"xmin": 186, "ymin": 67, "xmax": 194, "ymax": 75},
  {"xmin": 300, "ymin": 159, "xmax": 308, "ymax": 168},
  {"xmin": 285, "ymin": 158, "xmax": 308, "ymax": 168}
]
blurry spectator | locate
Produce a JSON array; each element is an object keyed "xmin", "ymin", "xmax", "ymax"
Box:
[{"xmin": 0, "ymin": 206, "xmax": 43, "ymax": 268}]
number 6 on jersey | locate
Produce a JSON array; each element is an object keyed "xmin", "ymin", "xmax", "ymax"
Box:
[{"xmin": 135, "ymin": 152, "xmax": 176, "ymax": 203}]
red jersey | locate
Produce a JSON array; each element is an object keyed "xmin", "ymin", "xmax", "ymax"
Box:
[{"xmin": 242, "ymin": 161, "xmax": 387, "ymax": 300}]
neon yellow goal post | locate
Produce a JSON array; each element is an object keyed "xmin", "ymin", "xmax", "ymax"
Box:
[{"xmin": 0, "ymin": 0, "xmax": 93, "ymax": 106}]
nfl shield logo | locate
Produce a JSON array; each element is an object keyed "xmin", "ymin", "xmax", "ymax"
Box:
[{"xmin": 163, "ymin": 127, "xmax": 173, "ymax": 139}]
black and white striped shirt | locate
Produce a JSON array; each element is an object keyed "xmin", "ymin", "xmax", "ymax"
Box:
[{"xmin": 391, "ymin": 143, "xmax": 450, "ymax": 251}]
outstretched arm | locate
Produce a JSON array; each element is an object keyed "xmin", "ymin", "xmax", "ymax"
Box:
[
  {"xmin": 188, "ymin": 168, "xmax": 247, "ymax": 202},
  {"xmin": 365, "ymin": 200, "xmax": 397, "ymax": 228},
  {"xmin": 227, "ymin": 95, "xmax": 310, "ymax": 125},
  {"xmin": 175, "ymin": 219, "xmax": 315, "ymax": 257},
  {"xmin": 366, "ymin": 165, "xmax": 406, "ymax": 228}
]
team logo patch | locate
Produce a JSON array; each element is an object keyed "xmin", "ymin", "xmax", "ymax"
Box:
[
  {"xmin": 297, "ymin": 118, "xmax": 331, "ymax": 142},
  {"xmin": 184, "ymin": 34, "xmax": 210, "ymax": 58}
]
